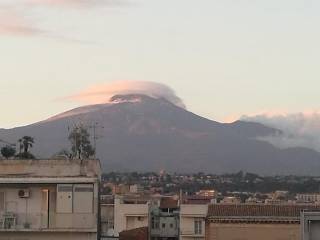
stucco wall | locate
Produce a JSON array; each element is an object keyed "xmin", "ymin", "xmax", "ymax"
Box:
[
  {"xmin": 0, "ymin": 159, "xmax": 101, "ymax": 178},
  {"xmin": 114, "ymin": 198, "xmax": 149, "ymax": 235},
  {"xmin": 180, "ymin": 204, "xmax": 207, "ymax": 240},
  {"xmin": 206, "ymin": 223, "xmax": 300, "ymax": 240}
]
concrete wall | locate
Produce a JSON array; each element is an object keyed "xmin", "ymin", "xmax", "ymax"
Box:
[
  {"xmin": 206, "ymin": 223, "xmax": 300, "ymax": 240},
  {"xmin": 0, "ymin": 159, "xmax": 101, "ymax": 178}
]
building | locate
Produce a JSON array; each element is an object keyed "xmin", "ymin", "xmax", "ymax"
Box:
[
  {"xmin": 220, "ymin": 196, "xmax": 241, "ymax": 204},
  {"xmin": 196, "ymin": 190, "xmax": 216, "ymax": 198},
  {"xmin": 301, "ymin": 211, "xmax": 320, "ymax": 240},
  {"xmin": 101, "ymin": 195, "xmax": 116, "ymax": 238},
  {"xmin": 296, "ymin": 194, "xmax": 320, "ymax": 203},
  {"xmin": 179, "ymin": 203, "xmax": 208, "ymax": 240},
  {"xmin": 114, "ymin": 196, "xmax": 150, "ymax": 236},
  {"xmin": 130, "ymin": 184, "xmax": 144, "ymax": 194},
  {"xmin": 113, "ymin": 184, "xmax": 130, "ymax": 195},
  {"xmin": 149, "ymin": 197, "xmax": 180, "ymax": 240},
  {"xmin": 206, "ymin": 204, "xmax": 320, "ymax": 240},
  {"xmin": 0, "ymin": 159, "xmax": 101, "ymax": 240}
]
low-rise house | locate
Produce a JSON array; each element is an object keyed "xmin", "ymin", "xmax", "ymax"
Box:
[{"xmin": 0, "ymin": 159, "xmax": 101, "ymax": 240}]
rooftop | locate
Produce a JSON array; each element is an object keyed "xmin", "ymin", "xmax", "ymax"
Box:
[
  {"xmin": 119, "ymin": 227, "xmax": 148, "ymax": 240},
  {"xmin": 207, "ymin": 204, "xmax": 320, "ymax": 224},
  {"xmin": 160, "ymin": 197, "xmax": 179, "ymax": 209},
  {"xmin": 0, "ymin": 159, "xmax": 101, "ymax": 179}
]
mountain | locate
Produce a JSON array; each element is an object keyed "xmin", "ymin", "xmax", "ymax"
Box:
[{"xmin": 1, "ymin": 94, "xmax": 320, "ymax": 175}]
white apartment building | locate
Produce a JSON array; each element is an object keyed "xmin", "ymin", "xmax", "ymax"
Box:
[
  {"xmin": 0, "ymin": 159, "xmax": 101, "ymax": 240},
  {"xmin": 179, "ymin": 204, "xmax": 208, "ymax": 240}
]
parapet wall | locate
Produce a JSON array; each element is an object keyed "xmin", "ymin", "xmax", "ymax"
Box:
[{"xmin": 0, "ymin": 159, "xmax": 101, "ymax": 178}]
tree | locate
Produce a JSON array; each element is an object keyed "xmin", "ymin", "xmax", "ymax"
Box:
[
  {"xmin": 68, "ymin": 124, "xmax": 95, "ymax": 159},
  {"xmin": 16, "ymin": 136, "xmax": 35, "ymax": 159},
  {"xmin": 1, "ymin": 145, "xmax": 16, "ymax": 159},
  {"xmin": 20, "ymin": 136, "xmax": 34, "ymax": 154}
]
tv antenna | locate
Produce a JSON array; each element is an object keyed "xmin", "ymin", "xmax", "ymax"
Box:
[
  {"xmin": 67, "ymin": 121, "xmax": 104, "ymax": 159},
  {"xmin": 88, "ymin": 122, "xmax": 104, "ymax": 159}
]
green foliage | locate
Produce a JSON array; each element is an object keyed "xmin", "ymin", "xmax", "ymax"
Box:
[
  {"xmin": 16, "ymin": 136, "xmax": 35, "ymax": 159},
  {"xmin": 19, "ymin": 136, "xmax": 34, "ymax": 154},
  {"xmin": 16, "ymin": 152, "xmax": 35, "ymax": 159},
  {"xmin": 1, "ymin": 145, "xmax": 16, "ymax": 159},
  {"xmin": 68, "ymin": 124, "xmax": 95, "ymax": 159}
]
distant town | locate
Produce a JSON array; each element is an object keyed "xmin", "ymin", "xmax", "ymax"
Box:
[{"xmin": 101, "ymin": 171, "xmax": 320, "ymax": 204}]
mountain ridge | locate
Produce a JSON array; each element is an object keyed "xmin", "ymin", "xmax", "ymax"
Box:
[{"xmin": 0, "ymin": 94, "xmax": 319, "ymax": 175}]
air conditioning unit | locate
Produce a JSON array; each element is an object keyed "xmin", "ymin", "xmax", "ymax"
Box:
[{"xmin": 18, "ymin": 189, "xmax": 30, "ymax": 198}]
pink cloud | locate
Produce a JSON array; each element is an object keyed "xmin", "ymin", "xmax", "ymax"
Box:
[
  {"xmin": 64, "ymin": 81, "xmax": 186, "ymax": 109},
  {"xmin": 0, "ymin": 8, "xmax": 41, "ymax": 36},
  {"xmin": 26, "ymin": 0, "xmax": 128, "ymax": 8}
]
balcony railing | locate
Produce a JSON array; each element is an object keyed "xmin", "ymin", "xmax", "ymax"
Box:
[
  {"xmin": 0, "ymin": 212, "xmax": 97, "ymax": 231},
  {"xmin": 180, "ymin": 230, "xmax": 205, "ymax": 236}
]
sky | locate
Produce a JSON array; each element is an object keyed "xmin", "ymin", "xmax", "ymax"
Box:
[{"xmin": 1, "ymin": 0, "xmax": 320, "ymax": 129}]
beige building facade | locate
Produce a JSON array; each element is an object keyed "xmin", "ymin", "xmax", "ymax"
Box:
[
  {"xmin": 114, "ymin": 196, "xmax": 149, "ymax": 236},
  {"xmin": 0, "ymin": 159, "xmax": 101, "ymax": 240}
]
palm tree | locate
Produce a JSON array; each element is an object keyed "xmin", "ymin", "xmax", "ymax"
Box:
[
  {"xmin": 18, "ymin": 139, "xmax": 23, "ymax": 154},
  {"xmin": 20, "ymin": 136, "xmax": 34, "ymax": 154}
]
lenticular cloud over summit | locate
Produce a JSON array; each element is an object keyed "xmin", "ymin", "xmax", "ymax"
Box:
[{"xmin": 67, "ymin": 81, "xmax": 186, "ymax": 109}]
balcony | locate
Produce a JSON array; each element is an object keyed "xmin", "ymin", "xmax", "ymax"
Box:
[
  {"xmin": 180, "ymin": 230, "xmax": 205, "ymax": 237},
  {"xmin": 0, "ymin": 212, "xmax": 97, "ymax": 232}
]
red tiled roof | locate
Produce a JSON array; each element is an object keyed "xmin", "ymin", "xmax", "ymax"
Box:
[
  {"xmin": 119, "ymin": 227, "xmax": 148, "ymax": 240},
  {"xmin": 160, "ymin": 198, "xmax": 179, "ymax": 209},
  {"xmin": 208, "ymin": 204, "xmax": 320, "ymax": 218},
  {"xmin": 182, "ymin": 195, "xmax": 213, "ymax": 204}
]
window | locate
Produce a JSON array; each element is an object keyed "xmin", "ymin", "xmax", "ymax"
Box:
[
  {"xmin": 170, "ymin": 223, "xmax": 174, "ymax": 228},
  {"xmin": 152, "ymin": 217, "xmax": 160, "ymax": 229},
  {"xmin": 57, "ymin": 184, "xmax": 94, "ymax": 214},
  {"xmin": 73, "ymin": 184, "xmax": 94, "ymax": 213},
  {"xmin": 194, "ymin": 219, "xmax": 202, "ymax": 235},
  {"xmin": 162, "ymin": 223, "xmax": 166, "ymax": 228}
]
